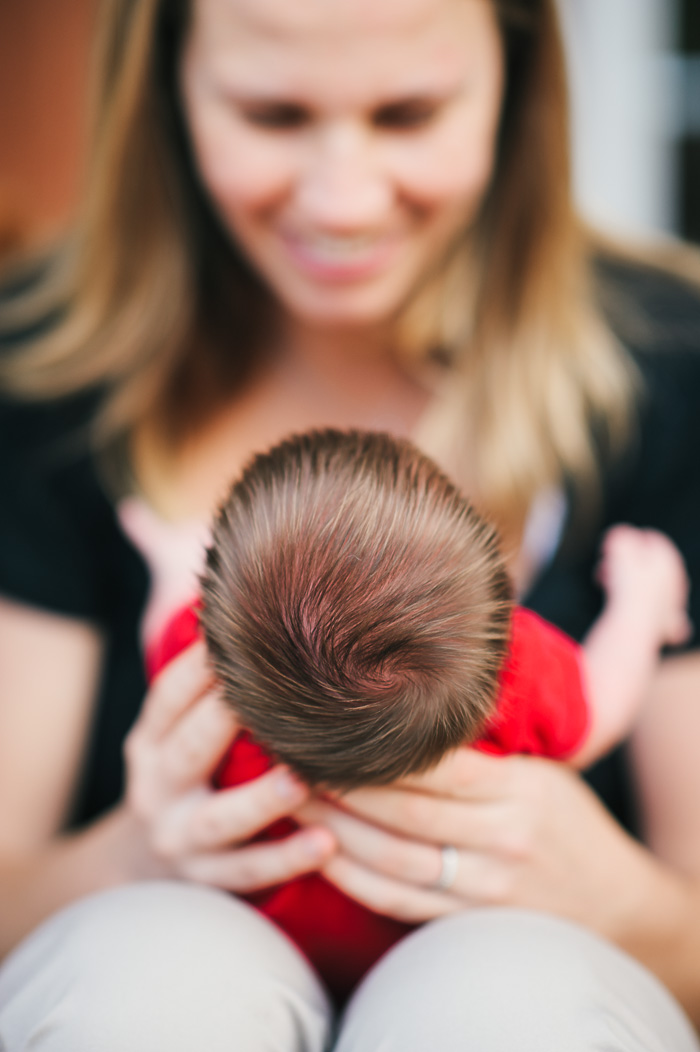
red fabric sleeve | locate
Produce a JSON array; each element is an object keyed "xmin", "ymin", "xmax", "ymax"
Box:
[
  {"xmin": 145, "ymin": 602, "xmax": 201, "ymax": 681},
  {"xmin": 476, "ymin": 607, "xmax": 591, "ymax": 759}
]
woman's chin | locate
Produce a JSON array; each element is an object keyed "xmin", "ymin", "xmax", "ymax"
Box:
[{"xmin": 273, "ymin": 279, "xmax": 414, "ymax": 333}]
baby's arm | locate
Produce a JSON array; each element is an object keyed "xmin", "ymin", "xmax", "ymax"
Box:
[{"xmin": 570, "ymin": 525, "xmax": 691, "ymax": 769}]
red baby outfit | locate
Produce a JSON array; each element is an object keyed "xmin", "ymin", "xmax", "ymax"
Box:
[{"xmin": 148, "ymin": 604, "xmax": 589, "ymax": 1003}]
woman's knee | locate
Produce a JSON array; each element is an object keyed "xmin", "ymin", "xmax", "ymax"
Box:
[
  {"xmin": 0, "ymin": 881, "xmax": 331, "ymax": 1052},
  {"xmin": 336, "ymin": 908, "xmax": 700, "ymax": 1052}
]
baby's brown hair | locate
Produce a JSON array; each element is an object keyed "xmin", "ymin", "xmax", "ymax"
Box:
[{"xmin": 200, "ymin": 430, "xmax": 512, "ymax": 789}]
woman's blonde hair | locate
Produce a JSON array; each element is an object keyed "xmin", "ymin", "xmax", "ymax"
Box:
[{"xmin": 0, "ymin": 0, "xmax": 646, "ymax": 532}]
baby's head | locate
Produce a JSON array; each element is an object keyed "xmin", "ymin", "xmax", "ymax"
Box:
[{"xmin": 201, "ymin": 430, "xmax": 512, "ymax": 790}]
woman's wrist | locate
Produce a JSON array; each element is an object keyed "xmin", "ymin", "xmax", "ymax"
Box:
[
  {"xmin": 0, "ymin": 806, "xmax": 172, "ymax": 958},
  {"xmin": 85, "ymin": 803, "xmax": 173, "ymax": 887}
]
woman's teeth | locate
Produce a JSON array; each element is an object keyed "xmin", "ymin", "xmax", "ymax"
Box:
[{"xmin": 294, "ymin": 233, "xmax": 384, "ymax": 262}]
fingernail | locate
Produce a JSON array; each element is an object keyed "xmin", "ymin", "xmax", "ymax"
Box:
[{"xmin": 275, "ymin": 770, "xmax": 306, "ymax": 800}]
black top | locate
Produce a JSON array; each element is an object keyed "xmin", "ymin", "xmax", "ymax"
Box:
[{"xmin": 2, "ymin": 259, "xmax": 700, "ymax": 831}]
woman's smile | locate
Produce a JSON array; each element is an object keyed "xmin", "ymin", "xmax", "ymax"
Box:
[{"xmin": 277, "ymin": 228, "xmax": 402, "ymax": 283}]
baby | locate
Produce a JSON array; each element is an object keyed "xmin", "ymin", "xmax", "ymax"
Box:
[{"xmin": 149, "ymin": 428, "xmax": 689, "ymax": 1000}]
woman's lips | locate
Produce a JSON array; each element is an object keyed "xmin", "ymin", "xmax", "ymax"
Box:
[{"xmin": 280, "ymin": 231, "xmax": 401, "ymax": 283}]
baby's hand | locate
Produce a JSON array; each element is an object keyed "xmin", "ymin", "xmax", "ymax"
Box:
[{"xmin": 596, "ymin": 525, "xmax": 691, "ymax": 647}]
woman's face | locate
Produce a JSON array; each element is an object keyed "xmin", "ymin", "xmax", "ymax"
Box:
[{"xmin": 180, "ymin": 0, "xmax": 504, "ymax": 328}]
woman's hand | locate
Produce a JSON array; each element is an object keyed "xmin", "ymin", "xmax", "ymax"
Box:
[
  {"xmin": 297, "ymin": 748, "xmax": 687, "ymax": 938},
  {"xmin": 124, "ymin": 641, "xmax": 335, "ymax": 891}
]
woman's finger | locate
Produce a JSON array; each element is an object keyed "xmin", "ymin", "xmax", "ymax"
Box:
[
  {"xmin": 325, "ymin": 844, "xmax": 520, "ymax": 915},
  {"xmin": 188, "ymin": 766, "xmax": 312, "ymax": 851},
  {"xmin": 296, "ymin": 798, "xmax": 445, "ymax": 886},
  {"xmin": 139, "ymin": 640, "xmax": 216, "ymax": 740},
  {"xmin": 330, "ymin": 784, "xmax": 509, "ymax": 848},
  {"xmin": 321, "ymin": 854, "xmax": 464, "ymax": 923},
  {"xmin": 153, "ymin": 766, "xmax": 311, "ymax": 857},
  {"xmin": 159, "ymin": 689, "xmax": 239, "ymax": 791},
  {"xmin": 180, "ymin": 828, "xmax": 336, "ymax": 892},
  {"xmin": 397, "ymin": 747, "xmax": 519, "ymax": 798}
]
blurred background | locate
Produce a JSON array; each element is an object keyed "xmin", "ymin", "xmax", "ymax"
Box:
[{"xmin": 0, "ymin": 0, "xmax": 698, "ymax": 262}]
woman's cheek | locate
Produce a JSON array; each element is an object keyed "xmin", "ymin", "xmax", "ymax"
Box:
[
  {"xmin": 389, "ymin": 113, "xmax": 499, "ymax": 216},
  {"xmin": 193, "ymin": 120, "xmax": 296, "ymax": 214},
  {"xmin": 392, "ymin": 144, "xmax": 495, "ymax": 223}
]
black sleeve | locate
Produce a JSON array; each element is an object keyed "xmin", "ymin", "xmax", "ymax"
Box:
[
  {"xmin": 607, "ymin": 348, "xmax": 700, "ymax": 643},
  {"xmin": 0, "ymin": 264, "xmax": 117, "ymax": 621},
  {"xmin": 0, "ymin": 390, "xmax": 111, "ymax": 621},
  {"xmin": 528, "ymin": 260, "xmax": 700, "ymax": 647}
]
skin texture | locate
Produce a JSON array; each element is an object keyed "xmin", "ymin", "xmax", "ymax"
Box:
[{"xmin": 3, "ymin": 0, "xmax": 700, "ymax": 1033}]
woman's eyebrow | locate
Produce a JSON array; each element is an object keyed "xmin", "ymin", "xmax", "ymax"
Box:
[
  {"xmin": 222, "ymin": 85, "xmax": 465, "ymax": 110},
  {"xmin": 372, "ymin": 87, "xmax": 464, "ymax": 109}
]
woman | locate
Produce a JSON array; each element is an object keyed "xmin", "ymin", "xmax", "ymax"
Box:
[{"xmin": 1, "ymin": 0, "xmax": 700, "ymax": 1048}]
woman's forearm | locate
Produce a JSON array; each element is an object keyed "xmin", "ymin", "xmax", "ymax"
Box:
[
  {"xmin": 621, "ymin": 652, "xmax": 700, "ymax": 1027},
  {"xmin": 0, "ymin": 806, "xmax": 165, "ymax": 959},
  {"xmin": 614, "ymin": 859, "xmax": 700, "ymax": 1028}
]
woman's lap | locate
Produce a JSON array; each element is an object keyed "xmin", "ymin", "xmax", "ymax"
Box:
[
  {"xmin": 0, "ymin": 882, "xmax": 697, "ymax": 1052},
  {"xmin": 338, "ymin": 908, "xmax": 700, "ymax": 1052},
  {"xmin": 0, "ymin": 882, "xmax": 331, "ymax": 1052}
]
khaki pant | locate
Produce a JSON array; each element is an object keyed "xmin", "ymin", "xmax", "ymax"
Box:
[{"xmin": 0, "ymin": 882, "xmax": 697, "ymax": 1051}]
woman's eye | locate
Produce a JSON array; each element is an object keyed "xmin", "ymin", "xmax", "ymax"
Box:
[
  {"xmin": 240, "ymin": 104, "xmax": 310, "ymax": 130},
  {"xmin": 373, "ymin": 102, "xmax": 439, "ymax": 131}
]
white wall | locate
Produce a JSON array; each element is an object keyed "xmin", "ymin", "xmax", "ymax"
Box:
[{"xmin": 556, "ymin": 0, "xmax": 680, "ymax": 238}]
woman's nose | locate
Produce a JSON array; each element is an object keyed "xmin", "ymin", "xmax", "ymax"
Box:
[{"xmin": 294, "ymin": 121, "xmax": 392, "ymax": 230}]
